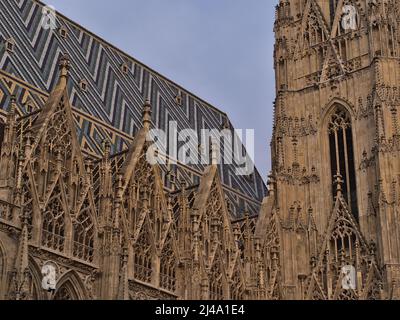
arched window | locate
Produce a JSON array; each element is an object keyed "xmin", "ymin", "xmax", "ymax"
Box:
[
  {"xmin": 54, "ymin": 286, "xmax": 74, "ymax": 300},
  {"xmin": 328, "ymin": 106, "xmax": 358, "ymax": 220},
  {"xmin": 54, "ymin": 282, "xmax": 79, "ymax": 300}
]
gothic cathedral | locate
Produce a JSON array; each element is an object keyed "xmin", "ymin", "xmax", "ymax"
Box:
[{"xmin": 0, "ymin": 0, "xmax": 399, "ymax": 300}]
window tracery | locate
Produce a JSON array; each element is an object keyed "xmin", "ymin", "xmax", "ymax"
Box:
[
  {"xmin": 21, "ymin": 172, "xmax": 34, "ymax": 234},
  {"xmin": 44, "ymin": 97, "xmax": 73, "ymax": 164},
  {"xmin": 133, "ymin": 225, "xmax": 153, "ymax": 283},
  {"xmin": 306, "ymin": 197, "xmax": 383, "ymax": 300},
  {"xmin": 124, "ymin": 152, "xmax": 156, "ymax": 233},
  {"xmin": 230, "ymin": 267, "xmax": 244, "ymax": 300},
  {"xmin": 209, "ymin": 262, "xmax": 224, "ymax": 300},
  {"xmin": 328, "ymin": 106, "xmax": 358, "ymax": 220},
  {"xmin": 54, "ymin": 285, "xmax": 75, "ymax": 300},
  {"xmin": 159, "ymin": 234, "xmax": 176, "ymax": 293},
  {"xmin": 41, "ymin": 186, "xmax": 66, "ymax": 252},
  {"xmin": 73, "ymin": 198, "xmax": 95, "ymax": 262}
]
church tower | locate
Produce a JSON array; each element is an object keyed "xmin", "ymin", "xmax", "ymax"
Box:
[{"xmin": 270, "ymin": 0, "xmax": 400, "ymax": 299}]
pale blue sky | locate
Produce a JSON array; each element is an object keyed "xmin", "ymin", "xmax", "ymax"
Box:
[{"xmin": 47, "ymin": 0, "xmax": 278, "ymax": 180}]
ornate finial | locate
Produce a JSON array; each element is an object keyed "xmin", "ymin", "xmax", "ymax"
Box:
[
  {"xmin": 24, "ymin": 130, "xmax": 33, "ymax": 155},
  {"xmin": 180, "ymin": 178, "xmax": 187, "ymax": 191},
  {"xmin": 209, "ymin": 138, "xmax": 218, "ymax": 165},
  {"xmin": 58, "ymin": 54, "xmax": 71, "ymax": 85},
  {"xmin": 211, "ymin": 212, "xmax": 220, "ymax": 242},
  {"xmin": 114, "ymin": 171, "xmax": 124, "ymax": 202},
  {"xmin": 292, "ymin": 136, "xmax": 298, "ymax": 164},
  {"xmin": 102, "ymin": 139, "xmax": 111, "ymax": 158},
  {"xmin": 122, "ymin": 246, "xmax": 129, "ymax": 263},
  {"xmin": 6, "ymin": 95, "xmax": 17, "ymax": 124},
  {"xmin": 334, "ymin": 173, "xmax": 344, "ymax": 196},
  {"xmin": 222, "ymin": 117, "xmax": 230, "ymax": 130},
  {"xmin": 18, "ymin": 148, "xmax": 25, "ymax": 162},
  {"xmin": 233, "ymin": 223, "xmax": 240, "ymax": 239},
  {"xmin": 116, "ymin": 172, "xmax": 123, "ymax": 188},
  {"xmin": 9, "ymin": 95, "xmax": 16, "ymax": 114},
  {"xmin": 267, "ymin": 173, "xmax": 275, "ymax": 196},
  {"xmin": 142, "ymin": 99, "xmax": 152, "ymax": 129},
  {"xmin": 167, "ymin": 194, "xmax": 173, "ymax": 212},
  {"xmin": 310, "ymin": 256, "xmax": 317, "ymax": 269},
  {"xmin": 254, "ymin": 236, "xmax": 261, "ymax": 250},
  {"xmin": 56, "ymin": 147, "xmax": 63, "ymax": 165}
]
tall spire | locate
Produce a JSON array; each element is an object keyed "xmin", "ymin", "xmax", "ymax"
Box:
[
  {"xmin": 58, "ymin": 53, "xmax": 71, "ymax": 87},
  {"xmin": 9, "ymin": 215, "xmax": 30, "ymax": 300},
  {"xmin": 117, "ymin": 247, "xmax": 130, "ymax": 300},
  {"xmin": 209, "ymin": 138, "xmax": 219, "ymax": 165},
  {"xmin": 142, "ymin": 99, "xmax": 152, "ymax": 130}
]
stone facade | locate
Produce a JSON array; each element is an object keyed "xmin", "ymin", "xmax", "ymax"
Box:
[
  {"xmin": 0, "ymin": 0, "xmax": 399, "ymax": 300},
  {"xmin": 270, "ymin": 0, "xmax": 400, "ymax": 299}
]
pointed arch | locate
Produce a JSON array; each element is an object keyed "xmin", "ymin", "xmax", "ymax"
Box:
[
  {"xmin": 308, "ymin": 273, "xmax": 328, "ymax": 300},
  {"xmin": 321, "ymin": 98, "xmax": 357, "ymax": 124},
  {"xmin": 26, "ymin": 71, "xmax": 86, "ymax": 177},
  {"xmin": 297, "ymin": 0, "xmax": 330, "ymax": 52},
  {"xmin": 21, "ymin": 57, "xmax": 98, "ymax": 262},
  {"xmin": 124, "ymin": 148, "xmax": 158, "ymax": 235},
  {"xmin": 306, "ymin": 193, "xmax": 382, "ymax": 300},
  {"xmin": 192, "ymin": 165, "xmax": 235, "ymax": 259},
  {"xmin": 303, "ymin": 2, "xmax": 329, "ymax": 47},
  {"xmin": 54, "ymin": 270, "xmax": 88, "ymax": 300},
  {"xmin": 117, "ymin": 128, "xmax": 172, "ymax": 252},
  {"xmin": 361, "ymin": 263, "xmax": 383, "ymax": 300},
  {"xmin": 327, "ymin": 104, "xmax": 359, "ymax": 219},
  {"xmin": 191, "ymin": 164, "xmax": 240, "ymax": 301},
  {"xmin": 330, "ymin": 0, "xmax": 367, "ymax": 38},
  {"xmin": 117, "ymin": 128, "xmax": 177, "ymax": 292}
]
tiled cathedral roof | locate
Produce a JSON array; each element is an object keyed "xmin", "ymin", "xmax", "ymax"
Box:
[{"xmin": 0, "ymin": 0, "xmax": 267, "ymax": 218}]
